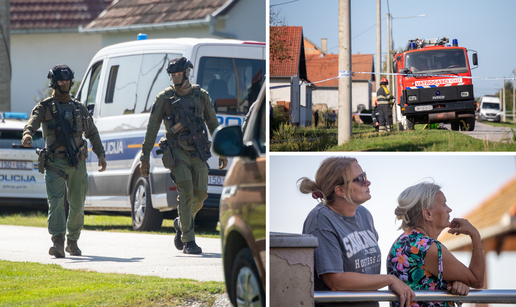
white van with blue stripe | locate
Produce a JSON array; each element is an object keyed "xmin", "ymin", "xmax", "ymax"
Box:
[{"xmin": 76, "ymin": 36, "xmax": 265, "ymax": 230}]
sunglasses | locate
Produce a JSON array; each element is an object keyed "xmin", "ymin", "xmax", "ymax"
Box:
[{"xmin": 350, "ymin": 172, "xmax": 368, "ymax": 187}]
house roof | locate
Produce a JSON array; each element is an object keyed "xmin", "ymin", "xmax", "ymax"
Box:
[
  {"xmin": 83, "ymin": 0, "xmax": 234, "ymax": 31},
  {"xmin": 305, "ymin": 53, "xmax": 374, "ymax": 87},
  {"xmin": 10, "ymin": 0, "xmax": 113, "ymax": 32},
  {"xmin": 270, "ymin": 26, "xmax": 306, "ymax": 79},
  {"xmin": 440, "ymin": 175, "xmax": 516, "ymax": 251}
]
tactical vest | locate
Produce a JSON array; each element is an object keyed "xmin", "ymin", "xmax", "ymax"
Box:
[
  {"xmin": 41, "ymin": 98, "xmax": 89, "ymax": 158},
  {"xmin": 162, "ymin": 86, "xmax": 204, "ymax": 151}
]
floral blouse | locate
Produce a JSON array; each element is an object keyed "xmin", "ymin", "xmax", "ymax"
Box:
[{"xmin": 386, "ymin": 229, "xmax": 454, "ymax": 307}]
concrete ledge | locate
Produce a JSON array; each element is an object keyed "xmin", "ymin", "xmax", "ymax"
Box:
[{"xmin": 270, "ymin": 232, "xmax": 319, "ymax": 248}]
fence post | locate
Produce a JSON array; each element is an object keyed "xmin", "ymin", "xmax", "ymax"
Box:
[{"xmin": 270, "ymin": 232, "xmax": 319, "ymax": 307}]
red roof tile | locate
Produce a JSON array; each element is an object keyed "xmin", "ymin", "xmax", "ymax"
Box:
[
  {"xmin": 305, "ymin": 53, "xmax": 374, "ymax": 87},
  {"xmin": 84, "ymin": 0, "xmax": 229, "ymax": 30},
  {"xmin": 270, "ymin": 26, "xmax": 303, "ymax": 77},
  {"xmin": 11, "ymin": 0, "xmax": 113, "ymax": 31}
]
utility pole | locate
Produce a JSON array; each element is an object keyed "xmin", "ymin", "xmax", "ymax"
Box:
[
  {"xmin": 503, "ymin": 78, "xmax": 506, "ymax": 122},
  {"xmin": 338, "ymin": 0, "xmax": 351, "ymax": 144},
  {"xmin": 376, "ymin": 0, "xmax": 381, "ymax": 92},
  {"xmin": 387, "ymin": 13, "xmax": 396, "ymax": 128},
  {"xmin": 0, "ymin": 0, "xmax": 10, "ymax": 111},
  {"xmin": 512, "ymin": 69, "xmax": 516, "ymax": 123}
]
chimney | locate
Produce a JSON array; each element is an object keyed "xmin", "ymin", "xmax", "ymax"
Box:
[{"xmin": 321, "ymin": 38, "xmax": 327, "ymax": 54}]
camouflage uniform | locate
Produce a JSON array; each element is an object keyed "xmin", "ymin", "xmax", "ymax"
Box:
[
  {"xmin": 23, "ymin": 97, "xmax": 105, "ymax": 250},
  {"xmin": 140, "ymin": 85, "xmax": 219, "ymax": 245}
]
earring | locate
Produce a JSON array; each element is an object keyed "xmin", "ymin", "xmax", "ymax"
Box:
[{"xmin": 342, "ymin": 195, "xmax": 346, "ymax": 199}]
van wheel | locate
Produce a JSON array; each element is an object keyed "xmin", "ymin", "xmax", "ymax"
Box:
[
  {"xmin": 230, "ymin": 247, "xmax": 265, "ymax": 307},
  {"xmin": 131, "ymin": 177, "xmax": 163, "ymax": 231}
]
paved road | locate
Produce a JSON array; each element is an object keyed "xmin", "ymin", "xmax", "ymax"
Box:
[
  {"xmin": 0, "ymin": 225, "xmax": 224, "ymax": 282},
  {"xmin": 444, "ymin": 121, "xmax": 513, "ymax": 142}
]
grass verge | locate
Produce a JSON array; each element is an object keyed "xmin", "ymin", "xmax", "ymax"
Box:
[
  {"xmin": 0, "ymin": 260, "xmax": 224, "ymax": 307},
  {"xmin": 271, "ymin": 123, "xmax": 516, "ymax": 151}
]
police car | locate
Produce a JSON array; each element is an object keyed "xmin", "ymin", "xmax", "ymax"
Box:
[{"xmin": 0, "ymin": 112, "xmax": 47, "ymax": 206}]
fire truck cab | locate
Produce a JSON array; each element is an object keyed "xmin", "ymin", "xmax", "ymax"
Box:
[{"xmin": 393, "ymin": 37, "xmax": 478, "ymax": 131}]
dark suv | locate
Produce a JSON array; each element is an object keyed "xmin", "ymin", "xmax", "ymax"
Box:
[{"xmin": 212, "ymin": 83, "xmax": 266, "ymax": 307}]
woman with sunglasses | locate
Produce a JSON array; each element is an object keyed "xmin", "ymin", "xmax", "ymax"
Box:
[{"xmin": 300, "ymin": 156, "xmax": 415, "ymax": 307}]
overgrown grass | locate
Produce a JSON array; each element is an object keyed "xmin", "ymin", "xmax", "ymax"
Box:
[
  {"xmin": 0, "ymin": 260, "xmax": 224, "ymax": 306},
  {"xmin": 270, "ymin": 122, "xmax": 516, "ymax": 151},
  {"xmin": 0, "ymin": 208, "xmax": 219, "ymax": 238}
]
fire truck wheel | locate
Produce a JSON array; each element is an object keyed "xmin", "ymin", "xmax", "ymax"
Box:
[
  {"xmin": 450, "ymin": 121, "xmax": 460, "ymax": 131},
  {"xmin": 462, "ymin": 118, "xmax": 475, "ymax": 131}
]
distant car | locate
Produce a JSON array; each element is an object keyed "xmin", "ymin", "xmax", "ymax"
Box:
[
  {"xmin": 213, "ymin": 83, "xmax": 266, "ymax": 307},
  {"xmin": 0, "ymin": 112, "xmax": 47, "ymax": 206}
]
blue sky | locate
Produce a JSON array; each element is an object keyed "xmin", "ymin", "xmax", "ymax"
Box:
[
  {"xmin": 269, "ymin": 0, "xmax": 516, "ymax": 98},
  {"xmin": 269, "ymin": 153, "xmax": 516, "ymax": 299}
]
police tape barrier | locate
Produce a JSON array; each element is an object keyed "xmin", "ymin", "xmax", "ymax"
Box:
[{"xmin": 270, "ymin": 71, "xmax": 516, "ymax": 90}]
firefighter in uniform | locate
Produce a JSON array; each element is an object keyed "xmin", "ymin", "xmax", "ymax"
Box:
[
  {"xmin": 22, "ymin": 64, "xmax": 107, "ymax": 258},
  {"xmin": 139, "ymin": 57, "xmax": 228, "ymax": 255},
  {"xmin": 376, "ymin": 78, "xmax": 396, "ymax": 133}
]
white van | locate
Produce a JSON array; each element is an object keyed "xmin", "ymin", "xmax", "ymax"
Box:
[
  {"xmin": 477, "ymin": 95, "xmax": 502, "ymax": 122},
  {"xmin": 76, "ymin": 36, "xmax": 265, "ymax": 231}
]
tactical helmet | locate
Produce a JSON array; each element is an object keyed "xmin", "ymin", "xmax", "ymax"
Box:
[
  {"xmin": 48, "ymin": 64, "xmax": 74, "ymax": 89},
  {"xmin": 380, "ymin": 78, "xmax": 388, "ymax": 85},
  {"xmin": 166, "ymin": 57, "xmax": 193, "ymax": 75}
]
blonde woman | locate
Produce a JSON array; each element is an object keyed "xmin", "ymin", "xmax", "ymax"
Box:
[
  {"xmin": 300, "ymin": 157, "xmax": 415, "ymax": 307},
  {"xmin": 387, "ymin": 181, "xmax": 485, "ymax": 307}
]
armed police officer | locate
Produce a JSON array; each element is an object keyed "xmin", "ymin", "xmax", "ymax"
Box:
[
  {"xmin": 376, "ymin": 78, "xmax": 396, "ymax": 133},
  {"xmin": 22, "ymin": 64, "xmax": 107, "ymax": 258},
  {"xmin": 139, "ymin": 57, "xmax": 228, "ymax": 255}
]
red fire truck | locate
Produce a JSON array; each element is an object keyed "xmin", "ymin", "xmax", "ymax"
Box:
[{"xmin": 392, "ymin": 37, "xmax": 478, "ymax": 131}]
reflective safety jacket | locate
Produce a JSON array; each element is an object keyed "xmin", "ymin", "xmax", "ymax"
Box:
[{"xmin": 377, "ymin": 85, "xmax": 395, "ymax": 105}]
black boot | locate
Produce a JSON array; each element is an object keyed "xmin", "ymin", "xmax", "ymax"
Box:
[
  {"xmin": 49, "ymin": 236, "xmax": 65, "ymax": 258},
  {"xmin": 183, "ymin": 241, "xmax": 202, "ymax": 254},
  {"xmin": 65, "ymin": 239, "xmax": 82, "ymax": 256},
  {"xmin": 173, "ymin": 218, "xmax": 183, "ymax": 250}
]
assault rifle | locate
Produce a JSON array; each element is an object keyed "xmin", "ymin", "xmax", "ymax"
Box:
[
  {"xmin": 169, "ymin": 98, "xmax": 212, "ymax": 163},
  {"xmin": 49, "ymin": 100, "xmax": 81, "ymax": 168}
]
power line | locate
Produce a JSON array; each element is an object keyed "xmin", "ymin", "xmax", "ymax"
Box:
[{"xmin": 270, "ymin": 0, "xmax": 299, "ymax": 7}]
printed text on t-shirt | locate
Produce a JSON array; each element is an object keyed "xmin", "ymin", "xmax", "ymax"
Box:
[{"xmin": 342, "ymin": 230, "xmax": 378, "ymax": 258}]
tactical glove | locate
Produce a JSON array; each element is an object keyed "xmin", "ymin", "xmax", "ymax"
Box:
[
  {"xmin": 22, "ymin": 134, "xmax": 33, "ymax": 147},
  {"xmin": 218, "ymin": 156, "xmax": 228, "ymax": 170},
  {"xmin": 140, "ymin": 160, "xmax": 150, "ymax": 177},
  {"xmin": 98, "ymin": 155, "xmax": 107, "ymax": 172}
]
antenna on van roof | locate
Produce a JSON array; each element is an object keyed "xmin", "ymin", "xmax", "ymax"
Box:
[{"xmin": 137, "ymin": 33, "xmax": 147, "ymax": 40}]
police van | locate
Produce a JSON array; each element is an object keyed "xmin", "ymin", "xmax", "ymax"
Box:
[{"xmin": 76, "ymin": 36, "xmax": 265, "ymax": 231}]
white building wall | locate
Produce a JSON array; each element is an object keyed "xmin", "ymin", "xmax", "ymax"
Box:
[
  {"xmin": 11, "ymin": 32, "xmax": 104, "ymax": 115},
  {"xmin": 223, "ymin": 0, "xmax": 266, "ymax": 42},
  {"xmin": 270, "ymin": 78, "xmax": 291, "ymax": 105},
  {"xmin": 312, "ymin": 81, "xmax": 373, "ymax": 113}
]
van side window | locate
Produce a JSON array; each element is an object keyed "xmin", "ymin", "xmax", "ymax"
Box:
[
  {"xmin": 77, "ymin": 62, "xmax": 102, "ymax": 108},
  {"xmin": 101, "ymin": 55, "xmax": 142, "ymax": 117},
  {"xmin": 136, "ymin": 53, "xmax": 180, "ymax": 113},
  {"xmin": 105, "ymin": 65, "xmax": 119, "ymax": 104},
  {"xmin": 197, "ymin": 57, "xmax": 265, "ymax": 116}
]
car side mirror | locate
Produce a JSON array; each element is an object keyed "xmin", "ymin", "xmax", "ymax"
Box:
[{"xmin": 212, "ymin": 125, "xmax": 244, "ymax": 157}]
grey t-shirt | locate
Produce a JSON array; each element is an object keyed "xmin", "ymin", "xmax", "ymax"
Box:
[{"xmin": 303, "ymin": 203, "xmax": 381, "ymax": 307}]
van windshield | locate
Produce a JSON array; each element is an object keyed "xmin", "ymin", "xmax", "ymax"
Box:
[
  {"xmin": 197, "ymin": 57, "xmax": 265, "ymax": 115},
  {"xmin": 482, "ymin": 102, "xmax": 500, "ymax": 110}
]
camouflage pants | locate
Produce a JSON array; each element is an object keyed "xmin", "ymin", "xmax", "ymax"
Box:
[
  {"xmin": 169, "ymin": 147, "xmax": 208, "ymax": 243},
  {"xmin": 45, "ymin": 157, "xmax": 88, "ymax": 241}
]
